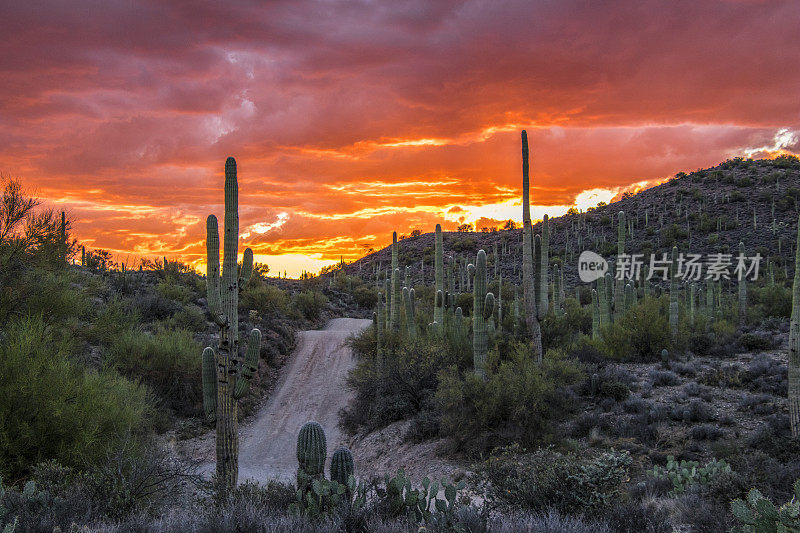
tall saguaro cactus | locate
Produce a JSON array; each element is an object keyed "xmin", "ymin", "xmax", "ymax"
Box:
[
  {"xmin": 789, "ymin": 215, "xmax": 800, "ymax": 437},
  {"xmin": 539, "ymin": 215, "xmax": 549, "ymax": 317},
  {"xmin": 203, "ymin": 157, "xmax": 261, "ymax": 489},
  {"xmin": 520, "ymin": 131, "xmax": 543, "ymax": 363},
  {"xmin": 434, "ymin": 224, "xmax": 444, "ymax": 329},
  {"xmin": 470, "ymin": 250, "xmax": 495, "ymax": 379},
  {"xmin": 738, "ymin": 242, "xmax": 747, "ymax": 327},
  {"xmin": 403, "ymin": 287, "xmax": 417, "ymax": 339},
  {"xmin": 669, "ymin": 246, "xmax": 679, "ymax": 344},
  {"xmin": 615, "ymin": 211, "xmax": 626, "ymax": 319},
  {"xmin": 390, "ymin": 232, "xmax": 400, "ymax": 330}
]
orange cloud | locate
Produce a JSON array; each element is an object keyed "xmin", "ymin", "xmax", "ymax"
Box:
[{"xmin": 1, "ymin": 1, "xmax": 798, "ymax": 276}]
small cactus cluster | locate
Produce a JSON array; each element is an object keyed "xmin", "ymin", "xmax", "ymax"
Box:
[{"xmin": 296, "ymin": 421, "xmax": 354, "ymax": 492}]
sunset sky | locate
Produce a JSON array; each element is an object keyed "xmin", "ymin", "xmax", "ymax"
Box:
[{"xmin": 2, "ymin": 1, "xmax": 799, "ymax": 276}]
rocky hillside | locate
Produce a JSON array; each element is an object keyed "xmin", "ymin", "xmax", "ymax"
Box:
[{"xmin": 343, "ymin": 155, "xmax": 800, "ymax": 294}]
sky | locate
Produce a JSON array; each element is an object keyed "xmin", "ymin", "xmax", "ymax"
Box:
[{"xmin": 1, "ymin": 0, "xmax": 799, "ymax": 277}]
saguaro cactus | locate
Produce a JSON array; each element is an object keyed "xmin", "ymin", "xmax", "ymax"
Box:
[
  {"xmin": 520, "ymin": 131, "xmax": 543, "ymax": 363},
  {"xmin": 539, "ymin": 215, "xmax": 549, "ymax": 317},
  {"xmin": 390, "ymin": 233, "xmax": 400, "ymax": 330},
  {"xmin": 403, "ymin": 286, "xmax": 417, "ymax": 339},
  {"xmin": 615, "ymin": 211, "xmax": 626, "ymax": 319},
  {"xmin": 738, "ymin": 242, "xmax": 747, "ymax": 327},
  {"xmin": 470, "ymin": 250, "xmax": 495, "ymax": 379},
  {"xmin": 203, "ymin": 157, "xmax": 261, "ymax": 489},
  {"xmin": 434, "ymin": 224, "xmax": 444, "ymax": 329},
  {"xmin": 789, "ymin": 214, "xmax": 800, "ymax": 437},
  {"xmin": 669, "ymin": 246, "xmax": 679, "ymax": 344},
  {"xmin": 591, "ymin": 288, "xmax": 600, "ymax": 339}
]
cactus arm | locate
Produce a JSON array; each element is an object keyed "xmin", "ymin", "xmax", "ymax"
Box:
[
  {"xmin": 234, "ymin": 328, "xmax": 262, "ymax": 399},
  {"xmin": 202, "ymin": 347, "xmax": 217, "ymax": 423},
  {"xmin": 239, "ymin": 247, "xmax": 254, "ymax": 288},
  {"xmin": 484, "ymin": 292, "xmax": 495, "ymax": 320},
  {"xmin": 206, "ymin": 215, "xmax": 225, "ymax": 326}
]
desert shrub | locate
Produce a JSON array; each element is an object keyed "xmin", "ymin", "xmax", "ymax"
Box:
[
  {"xmin": 599, "ymin": 381, "xmax": 630, "ymax": 401},
  {"xmin": 738, "ymin": 333, "xmax": 775, "ymax": 352},
  {"xmin": 600, "ymin": 297, "xmax": 671, "ymax": 360},
  {"xmin": 648, "ymin": 370, "xmax": 680, "ymax": 387},
  {"xmin": 155, "ymin": 279, "xmax": 194, "ymax": 305},
  {"xmin": 751, "ymin": 283, "xmax": 791, "ymax": 318},
  {"xmin": 240, "ymin": 280, "xmax": 289, "ymax": 315},
  {"xmin": 169, "ymin": 304, "xmax": 206, "ymax": 331},
  {"xmin": 0, "ymin": 316, "xmax": 149, "ymax": 479},
  {"xmin": 5, "ymin": 268, "xmax": 91, "ymax": 325},
  {"xmin": 541, "ymin": 299, "xmax": 592, "ymax": 350},
  {"xmin": 743, "ymin": 357, "xmax": 787, "ymax": 395},
  {"xmin": 436, "ymin": 347, "xmax": 582, "ymax": 452},
  {"xmin": 106, "ymin": 326, "xmax": 201, "ymax": 416},
  {"xmin": 84, "ymin": 297, "xmax": 139, "ymax": 345},
  {"xmin": 134, "ymin": 292, "xmax": 181, "ymax": 321},
  {"xmin": 689, "ymin": 424, "xmax": 724, "ymax": 441},
  {"xmin": 341, "ymin": 332, "xmax": 462, "ymax": 432},
  {"xmin": 293, "ymin": 290, "xmax": 328, "ymax": 321},
  {"xmin": 475, "ymin": 444, "xmax": 632, "ymax": 514},
  {"xmin": 352, "ymin": 286, "xmax": 377, "ymax": 309},
  {"xmin": 80, "ymin": 437, "xmax": 198, "ymax": 520},
  {"xmin": 670, "ymin": 399, "xmax": 714, "ymax": 423}
]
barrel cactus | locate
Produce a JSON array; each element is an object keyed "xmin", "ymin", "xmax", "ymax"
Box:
[
  {"xmin": 297, "ymin": 421, "xmax": 327, "ymax": 479},
  {"xmin": 330, "ymin": 447, "xmax": 354, "ymax": 486}
]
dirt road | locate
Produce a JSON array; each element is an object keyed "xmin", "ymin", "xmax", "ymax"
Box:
[{"xmin": 235, "ymin": 317, "xmax": 371, "ymax": 483}]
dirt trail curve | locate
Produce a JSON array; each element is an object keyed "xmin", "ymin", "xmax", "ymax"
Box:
[{"xmin": 236, "ymin": 317, "xmax": 371, "ymax": 483}]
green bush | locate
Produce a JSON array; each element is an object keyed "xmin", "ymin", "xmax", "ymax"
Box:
[
  {"xmin": 292, "ymin": 290, "xmax": 328, "ymax": 321},
  {"xmin": 600, "ymin": 297, "xmax": 671, "ymax": 360},
  {"xmin": 542, "ymin": 298, "xmax": 592, "ymax": 350},
  {"xmin": 155, "ymin": 279, "xmax": 194, "ymax": 305},
  {"xmin": 475, "ymin": 444, "xmax": 632, "ymax": 514},
  {"xmin": 84, "ymin": 297, "xmax": 139, "ymax": 345},
  {"xmin": 342, "ymin": 332, "xmax": 462, "ymax": 432},
  {"xmin": 106, "ymin": 327, "xmax": 201, "ymax": 416},
  {"xmin": 352, "ymin": 286, "xmax": 377, "ymax": 309},
  {"xmin": 435, "ymin": 345, "xmax": 582, "ymax": 452},
  {"xmin": 240, "ymin": 279, "xmax": 289, "ymax": 315},
  {"xmin": 0, "ymin": 316, "xmax": 149, "ymax": 479},
  {"xmin": 751, "ymin": 284, "xmax": 791, "ymax": 318}
]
